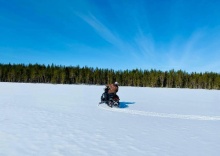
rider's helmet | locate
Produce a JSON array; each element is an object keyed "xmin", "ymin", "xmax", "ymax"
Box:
[{"xmin": 114, "ymin": 82, "xmax": 119, "ymax": 85}]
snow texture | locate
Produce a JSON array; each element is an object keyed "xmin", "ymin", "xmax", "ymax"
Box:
[{"xmin": 0, "ymin": 82, "xmax": 220, "ymax": 156}]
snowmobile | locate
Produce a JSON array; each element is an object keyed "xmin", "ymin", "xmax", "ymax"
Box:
[{"xmin": 99, "ymin": 87, "xmax": 120, "ymax": 108}]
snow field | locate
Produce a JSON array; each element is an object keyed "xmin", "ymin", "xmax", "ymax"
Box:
[{"xmin": 0, "ymin": 82, "xmax": 220, "ymax": 156}]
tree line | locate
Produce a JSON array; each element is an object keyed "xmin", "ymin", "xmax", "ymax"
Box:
[{"xmin": 0, "ymin": 63, "xmax": 220, "ymax": 89}]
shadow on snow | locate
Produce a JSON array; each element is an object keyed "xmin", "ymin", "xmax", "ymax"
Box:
[{"xmin": 119, "ymin": 102, "xmax": 135, "ymax": 108}]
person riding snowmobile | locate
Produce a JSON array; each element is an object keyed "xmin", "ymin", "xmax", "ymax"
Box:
[
  {"xmin": 101, "ymin": 82, "xmax": 119, "ymax": 103},
  {"xmin": 106, "ymin": 82, "xmax": 119, "ymax": 94}
]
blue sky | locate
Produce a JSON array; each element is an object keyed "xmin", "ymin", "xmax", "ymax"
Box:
[{"xmin": 0, "ymin": 0, "xmax": 220, "ymax": 72}]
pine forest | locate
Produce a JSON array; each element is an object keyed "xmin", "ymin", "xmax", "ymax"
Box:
[{"xmin": 0, "ymin": 63, "xmax": 220, "ymax": 90}]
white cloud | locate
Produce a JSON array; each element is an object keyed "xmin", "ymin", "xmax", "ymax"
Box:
[
  {"xmin": 77, "ymin": 13, "xmax": 125, "ymax": 49},
  {"xmin": 76, "ymin": 12, "xmax": 151, "ymax": 67}
]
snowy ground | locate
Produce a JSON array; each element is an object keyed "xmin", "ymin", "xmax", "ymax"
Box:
[{"xmin": 0, "ymin": 82, "xmax": 220, "ymax": 156}]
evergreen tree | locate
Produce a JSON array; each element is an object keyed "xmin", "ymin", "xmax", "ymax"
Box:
[{"xmin": 0, "ymin": 63, "xmax": 219, "ymax": 90}]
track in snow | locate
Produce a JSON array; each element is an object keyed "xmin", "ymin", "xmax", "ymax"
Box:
[{"xmin": 98, "ymin": 104, "xmax": 220, "ymax": 121}]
